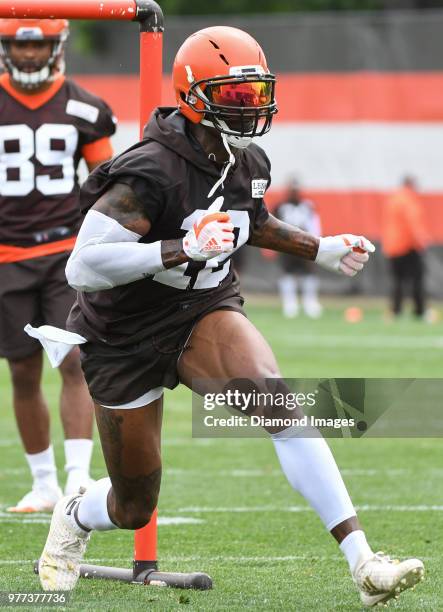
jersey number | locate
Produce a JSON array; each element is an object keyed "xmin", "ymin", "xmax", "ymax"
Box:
[
  {"xmin": 153, "ymin": 203, "xmax": 250, "ymax": 290},
  {"xmin": 0, "ymin": 123, "xmax": 78, "ymax": 197}
]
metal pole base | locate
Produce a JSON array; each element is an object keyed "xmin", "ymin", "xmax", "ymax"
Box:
[
  {"xmin": 137, "ymin": 569, "xmax": 212, "ymax": 589},
  {"xmin": 34, "ymin": 561, "xmax": 213, "ymax": 590}
]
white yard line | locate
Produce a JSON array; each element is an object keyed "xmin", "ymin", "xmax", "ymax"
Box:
[
  {"xmin": 2, "ymin": 467, "xmax": 440, "ymax": 479},
  {"xmin": 0, "ymin": 440, "xmax": 18, "ymax": 447},
  {"xmin": 0, "ymin": 510, "xmax": 50, "ymax": 519},
  {"xmin": 2, "ymin": 503, "xmax": 441, "ymax": 524},
  {"xmin": 177, "ymin": 505, "xmax": 443, "ymax": 513},
  {"xmin": 1, "ymin": 467, "xmax": 427, "ymax": 478},
  {"xmin": 272, "ymin": 334, "xmax": 443, "ymax": 349},
  {"xmin": 163, "ymin": 438, "xmax": 215, "ymax": 447},
  {"xmin": 157, "ymin": 517, "xmax": 204, "ymax": 525},
  {"xmin": 0, "ymin": 510, "xmax": 203, "ymax": 526},
  {"xmin": 0, "ymin": 437, "xmax": 215, "ymax": 453},
  {"xmin": 163, "ymin": 468, "xmax": 414, "ymax": 477},
  {"xmin": 0, "ymin": 554, "xmax": 438, "ymax": 566}
]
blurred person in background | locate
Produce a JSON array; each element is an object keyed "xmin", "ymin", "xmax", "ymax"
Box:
[
  {"xmin": 0, "ymin": 19, "xmax": 116, "ymax": 512},
  {"xmin": 275, "ymin": 178, "xmax": 323, "ymax": 318},
  {"xmin": 382, "ymin": 176, "xmax": 428, "ymax": 319}
]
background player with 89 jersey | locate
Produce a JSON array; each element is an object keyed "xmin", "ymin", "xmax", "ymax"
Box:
[
  {"xmin": 36, "ymin": 26, "xmax": 423, "ymax": 606},
  {"xmin": 0, "ymin": 19, "xmax": 116, "ymax": 512}
]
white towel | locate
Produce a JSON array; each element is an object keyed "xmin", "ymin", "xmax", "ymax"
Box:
[{"xmin": 24, "ymin": 324, "xmax": 87, "ymax": 368}]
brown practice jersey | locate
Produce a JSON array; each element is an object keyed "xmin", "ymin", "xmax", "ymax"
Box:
[
  {"xmin": 68, "ymin": 107, "xmax": 271, "ymax": 346},
  {"xmin": 0, "ymin": 74, "xmax": 116, "ymax": 252}
]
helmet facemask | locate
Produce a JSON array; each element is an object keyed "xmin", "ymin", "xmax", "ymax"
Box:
[
  {"xmin": 186, "ymin": 65, "xmax": 277, "ymax": 149},
  {"xmin": 0, "ymin": 26, "xmax": 68, "ymax": 90}
]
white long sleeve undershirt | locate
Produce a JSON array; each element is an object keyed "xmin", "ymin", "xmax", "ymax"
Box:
[{"xmin": 65, "ymin": 210, "xmax": 165, "ymax": 292}]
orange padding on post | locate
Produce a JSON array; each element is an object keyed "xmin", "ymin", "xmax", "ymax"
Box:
[
  {"xmin": 134, "ymin": 508, "xmax": 158, "ymax": 562},
  {"xmin": 0, "ymin": 0, "xmax": 136, "ymax": 20},
  {"xmin": 194, "ymin": 213, "xmax": 230, "ymax": 238},
  {"xmin": 0, "ymin": 237, "xmax": 76, "ymax": 263}
]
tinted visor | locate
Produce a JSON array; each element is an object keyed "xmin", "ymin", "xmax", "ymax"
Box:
[{"xmin": 208, "ymin": 80, "xmax": 273, "ymax": 109}]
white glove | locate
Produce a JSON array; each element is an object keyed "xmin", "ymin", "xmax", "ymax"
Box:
[
  {"xmin": 183, "ymin": 212, "xmax": 235, "ymax": 261},
  {"xmin": 315, "ymin": 234, "xmax": 375, "ymax": 277}
]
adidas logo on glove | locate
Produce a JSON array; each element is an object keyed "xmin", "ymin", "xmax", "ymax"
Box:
[{"xmin": 183, "ymin": 212, "xmax": 235, "ymax": 261}]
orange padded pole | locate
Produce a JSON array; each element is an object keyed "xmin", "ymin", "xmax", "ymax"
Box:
[
  {"xmin": 0, "ymin": 0, "xmax": 136, "ymax": 20},
  {"xmin": 134, "ymin": 508, "xmax": 158, "ymax": 567},
  {"xmin": 133, "ymin": 1, "xmax": 164, "ymax": 570},
  {"xmin": 0, "ymin": 0, "xmax": 164, "ymax": 573},
  {"xmin": 139, "ymin": 28, "xmax": 163, "ymax": 135}
]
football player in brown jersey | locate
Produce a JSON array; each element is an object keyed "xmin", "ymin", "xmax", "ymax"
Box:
[
  {"xmin": 0, "ymin": 19, "xmax": 116, "ymax": 512},
  {"xmin": 36, "ymin": 27, "xmax": 423, "ymax": 607}
]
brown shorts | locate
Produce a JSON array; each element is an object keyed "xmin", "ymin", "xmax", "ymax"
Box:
[
  {"xmin": 80, "ymin": 294, "xmax": 245, "ymax": 407},
  {"xmin": 0, "ymin": 252, "xmax": 75, "ymax": 360}
]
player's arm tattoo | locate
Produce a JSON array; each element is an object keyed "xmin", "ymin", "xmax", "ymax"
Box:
[
  {"xmin": 249, "ymin": 213, "xmax": 320, "ymax": 260},
  {"xmin": 91, "ymin": 182, "xmax": 189, "ymax": 269},
  {"xmin": 92, "ymin": 182, "xmax": 152, "ymax": 235}
]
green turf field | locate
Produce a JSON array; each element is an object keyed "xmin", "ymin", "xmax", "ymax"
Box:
[{"xmin": 0, "ymin": 298, "xmax": 442, "ymax": 610}]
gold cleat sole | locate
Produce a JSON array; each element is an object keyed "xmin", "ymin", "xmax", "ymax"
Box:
[{"xmin": 362, "ymin": 565, "xmax": 425, "ymax": 607}]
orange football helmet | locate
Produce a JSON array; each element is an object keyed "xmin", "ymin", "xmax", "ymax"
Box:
[
  {"xmin": 173, "ymin": 26, "xmax": 277, "ymax": 147},
  {"xmin": 0, "ymin": 19, "xmax": 69, "ymax": 89}
]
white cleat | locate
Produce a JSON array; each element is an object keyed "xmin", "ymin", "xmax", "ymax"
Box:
[
  {"xmin": 354, "ymin": 551, "xmax": 425, "ymax": 607},
  {"xmin": 7, "ymin": 484, "xmax": 62, "ymax": 513},
  {"xmin": 39, "ymin": 493, "xmax": 90, "ymax": 591}
]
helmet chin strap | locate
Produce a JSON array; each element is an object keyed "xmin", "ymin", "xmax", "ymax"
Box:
[
  {"xmin": 201, "ymin": 116, "xmax": 254, "ymax": 150},
  {"xmin": 225, "ymin": 134, "xmax": 253, "ymax": 149}
]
